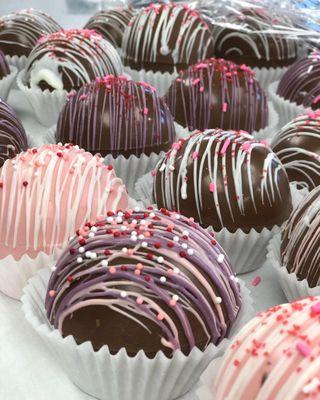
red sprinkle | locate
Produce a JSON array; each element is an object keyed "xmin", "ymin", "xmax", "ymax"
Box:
[
  {"xmin": 22, "ymin": 181, "xmax": 28, "ymax": 187},
  {"xmin": 252, "ymin": 276, "xmax": 261, "ymax": 287}
]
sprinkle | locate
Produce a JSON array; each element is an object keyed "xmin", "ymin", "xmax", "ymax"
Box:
[
  {"xmin": 230, "ymin": 275, "xmax": 239, "ymax": 283},
  {"xmin": 120, "ymin": 291, "xmax": 127, "ymax": 298},
  {"xmin": 143, "ymin": 107, "xmax": 148, "ymax": 115},
  {"xmin": 173, "ymin": 267, "xmax": 180, "ymax": 274},
  {"xmin": 79, "ymin": 247, "xmax": 85, "ymax": 253},
  {"xmin": 122, "ymin": 247, "xmax": 128, "ymax": 254},
  {"xmin": 311, "ymin": 301, "xmax": 320, "ymax": 315},
  {"xmin": 302, "ymin": 377, "xmax": 320, "ymax": 394},
  {"xmin": 48, "ymin": 290, "xmax": 56, "ymax": 297},
  {"xmin": 136, "ymin": 297, "xmax": 143, "ymax": 305},
  {"xmin": 160, "ymin": 276, "xmax": 166, "ymax": 283},
  {"xmin": 22, "ymin": 181, "xmax": 28, "ymax": 187},
  {"xmin": 209, "ymin": 182, "xmax": 215, "ymax": 193},
  {"xmin": 252, "ymin": 276, "xmax": 261, "ymax": 287},
  {"xmin": 187, "ymin": 249, "xmax": 194, "ymax": 255},
  {"xmin": 157, "ymin": 313, "xmax": 165, "ymax": 321},
  {"xmin": 217, "ymin": 254, "xmax": 225, "ymax": 263},
  {"xmin": 157, "ymin": 256, "xmax": 164, "ymax": 263},
  {"xmin": 142, "ymin": 241, "xmax": 148, "ymax": 248},
  {"xmin": 136, "ymin": 263, "xmax": 144, "ymax": 270},
  {"xmin": 109, "ymin": 266, "xmax": 116, "ymax": 274},
  {"xmin": 172, "ymin": 295, "xmax": 179, "ymax": 301},
  {"xmin": 233, "ymin": 359, "xmax": 240, "ymax": 367},
  {"xmin": 77, "ymin": 257, "xmax": 83, "ymax": 263},
  {"xmin": 88, "ymin": 232, "xmax": 95, "ymax": 238},
  {"xmin": 296, "ymin": 341, "xmax": 312, "ymax": 357},
  {"xmin": 220, "ymin": 138, "xmax": 231, "ymax": 155},
  {"xmin": 173, "ymin": 236, "xmax": 179, "ymax": 242},
  {"xmin": 215, "ymin": 297, "xmax": 222, "ymax": 304},
  {"xmin": 222, "ymin": 102, "xmax": 228, "ymax": 112},
  {"xmin": 101, "ymin": 260, "xmax": 108, "ymax": 267},
  {"xmin": 51, "ymin": 265, "xmax": 57, "ymax": 272},
  {"xmin": 182, "ymin": 230, "xmax": 189, "ymax": 237}
]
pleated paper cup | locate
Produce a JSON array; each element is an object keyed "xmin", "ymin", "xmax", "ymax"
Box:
[
  {"xmin": 268, "ymin": 81, "xmax": 309, "ymax": 128},
  {"xmin": 0, "ymin": 247, "xmax": 63, "ymax": 301},
  {"xmin": 124, "ymin": 66, "xmax": 176, "ymax": 97},
  {"xmin": 17, "ymin": 70, "xmax": 69, "ymax": 127},
  {"xmin": 5, "ymin": 54, "xmax": 28, "ymax": 71},
  {"xmin": 253, "ymin": 66, "xmax": 288, "ymax": 93},
  {"xmin": 267, "ymin": 233, "xmax": 320, "ymax": 302},
  {"xmin": 21, "ymin": 267, "xmax": 254, "ymax": 400},
  {"xmin": 0, "ymin": 65, "xmax": 18, "ymax": 100}
]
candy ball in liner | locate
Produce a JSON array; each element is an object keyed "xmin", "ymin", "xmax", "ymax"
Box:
[
  {"xmin": 136, "ymin": 129, "xmax": 303, "ymax": 274},
  {"xmin": 0, "ymin": 144, "xmax": 129, "ymax": 300},
  {"xmin": 54, "ymin": 75, "xmax": 176, "ymax": 197},
  {"xmin": 121, "ymin": 3, "xmax": 215, "ymax": 96},
  {"xmin": 17, "ymin": 29, "xmax": 124, "ymax": 127},
  {"xmin": 22, "ymin": 208, "xmax": 254, "ymax": 400},
  {"xmin": 164, "ymin": 58, "xmax": 270, "ymax": 137},
  {"xmin": 267, "ymin": 185, "xmax": 320, "ymax": 302}
]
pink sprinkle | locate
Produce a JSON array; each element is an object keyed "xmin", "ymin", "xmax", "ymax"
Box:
[
  {"xmin": 172, "ymin": 142, "xmax": 182, "ymax": 150},
  {"xmin": 209, "ymin": 182, "xmax": 215, "ymax": 192},
  {"xmin": 311, "ymin": 301, "xmax": 320, "ymax": 315},
  {"xmin": 48, "ymin": 290, "xmax": 56, "ymax": 297},
  {"xmin": 143, "ymin": 107, "xmax": 148, "ymax": 115},
  {"xmin": 192, "ymin": 151, "xmax": 199, "ymax": 160},
  {"xmin": 313, "ymin": 95, "xmax": 320, "ymax": 105},
  {"xmin": 157, "ymin": 313, "xmax": 165, "ymax": 321},
  {"xmin": 136, "ymin": 297, "xmax": 143, "ymax": 305},
  {"xmin": 109, "ymin": 266, "xmax": 116, "ymax": 274},
  {"xmin": 192, "ymin": 78, "xmax": 200, "ymax": 86},
  {"xmin": 79, "ymin": 94, "xmax": 87, "ymax": 101},
  {"xmin": 242, "ymin": 141, "xmax": 252, "ymax": 152},
  {"xmin": 199, "ymin": 86, "xmax": 204, "ymax": 93},
  {"xmin": 151, "ymin": 170, "xmax": 157, "ymax": 177},
  {"xmin": 195, "ymin": 63, "xmax": 208, "ymax": 69},
  {"xmin": 222, "ymin": 102, "xmax": 228, "ymax": 113},
  {"xmin": 220, "ymin": 138, "xmax": 231, "ymax": 155},
  {"xmin": 296, "ymin": 341, "xmax": 312, "ymax": 357},
  {"xmin": 252, "ymin": 276, "xmax": 261, "ymax": 287}
]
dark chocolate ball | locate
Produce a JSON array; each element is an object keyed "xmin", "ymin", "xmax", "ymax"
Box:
[
  {"xmin": 164, "ymin": 58, "xmax": 269, "ymax": 134},
  {"xmin": 277, "ymin": 52, "xmax": 320, "ymax": 110},
  {"xmin": 84, "ymin": 7, "xmax": 135, "ymax": 49},
  {"xmin": 23, "ymin": 29, "xmax": 123, "ymax": 92},
  {"xmin": 271, "ymin": 110, "xmax": 320, "ymax": 190},
  {"xmin": 154, "ymin": 129, "xmax": 292, "ymax": 232},
  {"xmin": 56, "ymin": 75, "xmax": 175, "ymax": 157},
  {"xmin": 0, "ymin": 98, "xmax": 28, "ymax": 166},
  {"xmin": 46, "ymin": 209, "xmax": 241, "ymax": 356},
  {"xmin": 281, "ymin": 186, "xmax": 320, "ymax": 287},
  {"xmin": 210, "ymin": 8, "xmax": 297, "ymax": 68},
  {"xmin": 0, "ymin": 9, "xmax": 61, "ymax": 58},
  {"xmin": 121, "ymin": 3, "xmax": 215, "ymax": 73}
]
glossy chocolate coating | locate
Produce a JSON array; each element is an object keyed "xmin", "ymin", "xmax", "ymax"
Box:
[
  {"xmin": 56, "ymin": 75, "xmax": 175, "ymax": 157},
  {"xmin": 154, "ymin": 130, "xmax": 292, "ymax": 232},
  {"xmin": 46, "ymin": 209, "xmax": 242, "ymax": 356},
  {"xmin": 84, "ymin": 7, "xmax": 135, "ymax": 48},
  {"xmin": 0, "ymin": 50, "xmax": 10, "ymax": 78},
  {"xmin": 0, "ymin": 9, "xmax": 61, "ymax": 57},
  {"xmin": 281, "ymin": 186, "xmax": 320, "ymax": 287},
  {"xmin": 121, "ymin": 3, "xmax": 215, "ymax": 73},
  {"xmin": 164, "ymin": 58, "xmax": 268, "ymax": 134}
]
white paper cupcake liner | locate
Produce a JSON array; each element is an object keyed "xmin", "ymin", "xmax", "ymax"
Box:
[
  {"xmin": 21, "ymin": 267, "xmax": 253, "ymax": 400},
  {"xmin": 124, "ymin": 66, "xmax": 177, "ymax": 97},
  {"xmin": 17, "ymin": 70, "xmax": 68, "ymax": 127},
  {"xmin": 253, "ymin": 66, "xmax": 287, "ymax": 93},
  {"xmin": 5, "ymin": 54, "xmax": 28, "ymax": 71},
  {"xmin": 267, "ymin": 233, "xmax": 320, "ymax": 302},
  {"xmin": 0, "ymin": 247, "xmax": 63, "ymax": 301},
  {"xmin": 104, "ymin": 152, "xmax": 165, "ymax": 198},
  {"xmin": 0, "ymin": 65, "xmax": 18, "ymax": 101},
  {"xmin": 268, "ymin": 81, "xmax": 310, "ymax": 128}
]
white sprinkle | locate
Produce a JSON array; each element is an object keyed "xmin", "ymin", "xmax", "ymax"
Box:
[
  {"xmin": 175, "ymin": 214, "xmax": 180, "ymax": 220},
  {"xmin": 131, "ymin": 236, "xmax": 137, "ymax": 242},
  {"xmin": 217, "ymin": 254, "xmax": 225, "ymax": 263},
  {"xmin": 51, "ymin": 265, "xmax": 57, "ymax": 271},
  {"xmin": 173, "ymin": 267, "xmax": 180, "ymax": 274},
  {"xmin": 117, "ymin": 211, "xmax": 123, "ymax": 217},
  {"xmin": 90, "ymin": 252, "xmax": 97, "ymax": 259},
  {"xmin": 302, "ymin": 377, "xmax": 320, "ymax": 394},
  {"xmin": 107, "ymin": 217, "xmax": 113, "ymax": 223},
  {"xmin": 169, "ymin": 165, "xmax": 175, "ymax": 171},
  {"xmin": 173, "ymin": 236, "xmax": 179, "ymax": 242},
  {"xmin": 101, "ymin": 260, "xmax": 108, "ymax": 267},
  {"xmin": 91, "ymin": 226, "xmax": 98, "ymax": 232},
  {"xmin": 150, "ymin": 212, "xmax": 155, "ymax": 218},
  {"xmin": 121, "ymin": 226, "xmax": 127, "ymax": 231},
  {"xmin": 122, "ymin": 247, "xmax": 128, "ymax": 254},
  {"xmin": 140, "ymin": 220, "xmax": 146, "ymax": 225},
  {"xmin": 116, "ymin": 216, "xmax": 123, "ymax": 223},
  {"xmin": 182, "ymin": 230, "xmax": 189, "ymax": 236},
  {"xmin": 307, "ymin": 65, "xmax": 313, "ymax": 74},
  {"xmin": 215, "ymin": 297, "xmax": 222, "ymax": 304},
  {"xmin": 182, "ymin": 243, "xmax": 188, "ymax": 249},
  {"xmin": 172, "ymin": 294, "xmax": 179, "ymax": 301},
  {"xmin": 134, "ymin": 206, "xmax": 140, "ymax": 212},
  {"xmin": 132, "ymin": 219, "xmax": 138, "ymax": 225},
  {"xmin": 85, "ymin": 251, "xmax": 92, "ymax": 258},
  {"xmin": 34, "ymin": 171, "xmax": 40, "ymax": 177},
  {"xmin": 142, "ymin": 242, "xmax": 148, "ymax": 248},
  {"xmin": 157, "ymin": 256, "xmax": 164, "ymax": 263},
  {"xmin": 160, "ymin": 276, "xmax": 166, "ymax": 283},
  {"xmin": 88, "ymin": 232, "xmax": 95, "ymax": 238},
  {"xmin": 79, "ymin": 247, "xmax": 85, "ymax": 253},
  {"xmin": 138, "ymin": 234, "xmax": 145, "ymax": 240},
  {"xmin": 187, "ymin": 249, "xmax": 194, "ymax": 255},
  {"xmin": 120, "ymin": 291, "xmax": 127, "ymax": 298},
  {"xmin": 159, "ymin": 163, "xmax": 166, "ymax": 172},
  {"xmin": 69, "ymin": 236, "xmax": 74, "ymax": 242},
  {"xmin": 131, "ymin": 230, "xmax": 137, "ymax": 236},
  {"xmin": 74, "ymin": 145, "xmax": 80, "ymax": 150},
  {"xmin": 77, "ymin": 257, "xmax": 83, "ymax": 263}
]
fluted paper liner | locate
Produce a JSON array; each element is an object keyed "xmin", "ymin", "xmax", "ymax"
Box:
[
  {"xmin": 253, "ymin": 66, "xmax": 287, "ymax": 93},
  {"xmin": 6, "ymin": 54, "xmax": 27, "ymax": 71},
  {"xmin": 0, "ymin": 247, "xmax": 63, "ymax": 300},
  {"xmin": 267, "ymin": 233, "xmax": 320, "ymax": 302},
  {"xmin": 17, "ymin": 70, "xmax": 68, "ymax": 127},
  {"xmin": 268, "ymin": 81, "xmax": 309, "ymax": 128},
  {"xmin": 21, "ymin": 268, "xmax": 253, "ymax": 400},
  {"xmin": 124, "ymin": 66, "xmax": 176, "ymax": 97},
  {"xmin": 0, "ymin": 65, "xmax": 18, "ymax": 100}
]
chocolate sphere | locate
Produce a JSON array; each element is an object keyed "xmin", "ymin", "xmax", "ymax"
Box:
[
  {"xmin": 121, "ymin": 3, "xmax": 215, "ymax": 73},
  {"xmin": 277, "ymin": 52, "xmax": 320, "ymax": 109},
  {"xmin": 164, "ymin": 58, "xmax": 269, "ymax": 133},
  {"xmin": 271, "ymin": 110, "xmax": 320, "ymax": 190},
  {"xmin": 0, "ymin": 98, "xmax": 28, "ymax": 167},
  {"xmin": 154, "ymin": 129, "xmax": 292, "ymax": 232},
  {"xmin": 0, "ymin": 50, "xmax": 10, "ymax": 78},
  {"xmin": 46, "ymin": 208, "xmax": 242, "ymax": 356},
  {"xmin": 23, "ymin": 29, "xmax": 123, "ymax": 92},
  {"xmin": 281, "ymin": 186, "xmax": 320, "ymax": 288},
  {"xmin": 84, "ymin": 7, "xmax": 135, "ymax": 48},
  {"xmin": 0, "ymin": 9, "xmax": 61, "ymax": 58}
]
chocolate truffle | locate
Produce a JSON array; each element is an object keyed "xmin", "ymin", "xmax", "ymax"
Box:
[
  {"xmin": 121, "ymin": 3, "xmax": 215, "ymax": 73},
  {"xmin": 210, "ymin": 8, "xmax": 298, "ymax": 68},
  {"xmin": 56, "ymin": 75, "xmax": 175, "ymax": 157},
  {"xmin": 23, "ymin": 29, "xmax": 123, "ymax": 92},
  {"xmin": 46, "ymin": 208, "xmax": 242, "ymax": 356},
  {"xmin": 164, "ymin": 58, "xmax": 268, "ymax": 133},
  {"xmin": 0, "ymin": 9, "xmax": 61, "ymax": 58},
  {"xmin": 271, "ymin": 110, "xmax": 320, "ymax": 190},
  {"xmin": 0, "ymin": 98, "xmax": 28, "ymax": 167},
  {"xmin": 0, "ymin": 50, "xmax": 10, "ymax": 78},
  {"xmin": 215, "ymin": 296, "xmax": 320, "ymax": 400},
  {"xmin": 281, "ymin": 186, "xmax": 320, "ymax": 287},
  {"xmin": 154, "ymin": 129, "xmax": 292, "ymax": 232},
  {"xmin": 277, "ymin": 52, "xmax": 320, "ymax": 109},
  {"xmin": 84, "ymin": 7, "xmax": 135, "ymax": 49},
  {"xmin": 0, "ymin": 144, "xmax": 128, "ymax": 261}
]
